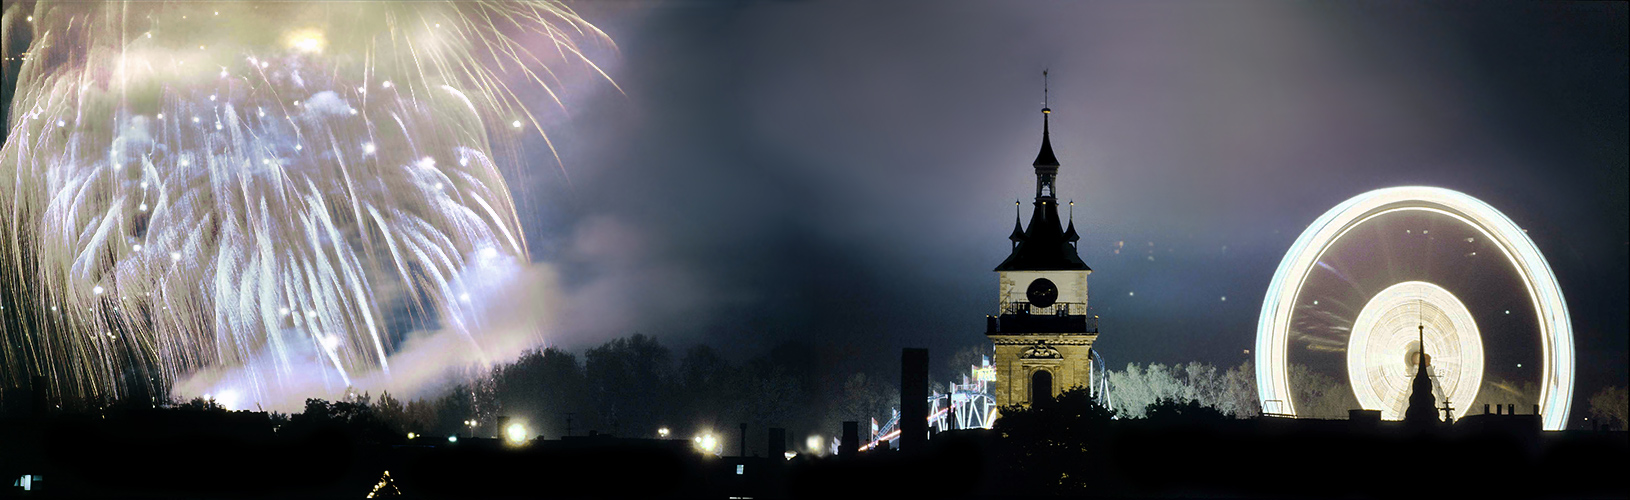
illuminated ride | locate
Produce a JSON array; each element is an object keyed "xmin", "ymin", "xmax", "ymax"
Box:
[
  {"xmin": 859, "ymin": 357, "xmax": 999, "ymax": 452},
  {"xmin": 1256, "ymin": 186, "xmax": 1574, "ymax": 430}
]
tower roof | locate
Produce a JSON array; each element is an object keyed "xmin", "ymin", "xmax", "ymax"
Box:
[
  {"xmin": 997, "ymin": 99, "xmax": 1088, "ymax": 272},
  {"xmin": 996, "ymin": 200, "xmax": 1089, "ymax": 271}
]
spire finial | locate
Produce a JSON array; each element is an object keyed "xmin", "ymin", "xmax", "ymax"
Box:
[
  {"xmin": 1069, "ymin": 200, "xmax": 1074, "ymax": 221},
  {"xmin": 1041, "ymin": 69, "xmax": 1051, "ymax": 115}
]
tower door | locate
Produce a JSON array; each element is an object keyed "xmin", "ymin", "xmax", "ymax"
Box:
[{"xmin": 1031, "ymin": 369, "xmax": 1054, "ymax": 404}]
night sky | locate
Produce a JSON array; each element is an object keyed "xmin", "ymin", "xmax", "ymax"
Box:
[{"xmin": 504, "ymin": 2, "xmax": 1625, "ymax": 419}]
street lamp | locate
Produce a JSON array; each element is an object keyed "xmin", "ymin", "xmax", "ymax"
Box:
[{"xmin": 657, "ymin": 427, "xmax": 671, "ymax": 438}]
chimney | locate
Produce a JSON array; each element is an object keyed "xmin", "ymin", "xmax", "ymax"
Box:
[
  {"xmin": 900, "ymin": 348, "xmax": 929, "ymax": 452},
  {"xmin": 1496, "ymin": 405, "xmax": 1503, "ymax": 415},
  {"xmin": 1484, "ymin": 404, "xmax": 1491, "ymax": 414},
  {"xmin": 739, "ymin": 422, "xmax": 748, "ymax": 457},
  {"xmin": 1533, "ymin": 404, "xmax": 1540, "ymax": 416},
  {"xmin": 840, "ymin": 421, "xmax": 859, "ymax": 456},
  {"xmin": 1508, "ymin": 404, "xmax": 1515, "ymax": 415}
]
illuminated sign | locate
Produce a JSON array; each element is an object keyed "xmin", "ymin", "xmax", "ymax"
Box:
[{"xmin": 974, "ymin": 366, "xmax": 997, "ymax": 382}]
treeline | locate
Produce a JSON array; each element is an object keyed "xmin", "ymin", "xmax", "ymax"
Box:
[
  {"xmin": 1104, "ymin": 361, "xmax": 1259, "ymax": 418},
  {"xmin": 1100, "ymin": 360, "xmax": 1355, "ymax": 419},
  {"xmin": 264, "ymin": 334, "xmax": 925, "ymax": 447}
]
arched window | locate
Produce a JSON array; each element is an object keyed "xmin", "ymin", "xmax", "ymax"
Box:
[{"xmin": 1031, "ymin": 369, "xmax": 1054, "ymax": 405}]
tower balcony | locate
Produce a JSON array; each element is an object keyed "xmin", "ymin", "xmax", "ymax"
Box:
[{"xmin": 987, "ymin": 302, "xmax": 1098, "ymax": 334}]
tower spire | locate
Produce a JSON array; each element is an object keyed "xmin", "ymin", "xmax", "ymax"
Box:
[
  {"xmin": 1032, "ymin": 70, "xmax": 1059, "ymax": 172},
  {"xmin": 1404, "ymin": 308, "xmax": 1440, "ymax": 427}
]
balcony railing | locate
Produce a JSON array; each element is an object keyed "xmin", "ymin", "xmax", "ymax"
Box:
[
  {"xmin": 1000, "ymin": 301, "xmax": 1084, "ymax": 316},
  {"xmin": 988, "ymin": 302, "xmax": 1099, "ymax": 334}
]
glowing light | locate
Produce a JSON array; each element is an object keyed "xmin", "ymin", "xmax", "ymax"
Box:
[
  {"xmin": 695, "ymin": 433, "xmax": 720, "ymax": 455},
  {"xmin": 657, "ymin": 427, "xmax": 670, "ymax": 438},
  {"xmin": 132, "ymin": 244, "xmax": 142, "ymax": 252},
  {"xmin": 407, "ymin": 432, "xmax": 416, "ymax": 439},
  {"xmin": 504, "ymin": 423, "xmax": 528, "ymax": 445},
  {"xmin": 1256, "ymin": 186, "xmax": 1574, "ymax": 429},
  {"xmin": 511, "ymin": 120, "xmax": 523, "ymax": 128},
  {"xmin": 170, "ymin": 252, "xmax": 181, "ymax": 262},
  {"xmin": 215, "ymin": 389, "xmax": 241, "ymax": 410},
  {"xmin": 805, "ymin": 435, "xmax": 823, "ymax": 454},
  {"xmin": 93, "ymin": 286, "xmax": 104, "ymax": 295},
  {"xmin": 288, "ymin": 29, "xmax": 327, "ymax": 53},
  {"xmin": 447, "ymin": 436, "xmax": 458, "ymax": 443},
  {"xmin": 363, "ymin": 142, "xmax": 376, "ymax": 154}
]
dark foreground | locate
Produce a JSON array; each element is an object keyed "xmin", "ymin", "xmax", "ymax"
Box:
[{"xmin": 2, "ymin": 409, "xmax": 1625, "ymax": 499}]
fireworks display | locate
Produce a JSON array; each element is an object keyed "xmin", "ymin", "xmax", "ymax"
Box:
[{"xmin": 0, "ymin": 1, "xmax": 610, "ymax": 408}]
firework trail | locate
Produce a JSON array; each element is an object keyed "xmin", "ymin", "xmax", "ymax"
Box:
[{"xmin": 0, "ymin": 1, "xmax": 610, "ymax": 408}]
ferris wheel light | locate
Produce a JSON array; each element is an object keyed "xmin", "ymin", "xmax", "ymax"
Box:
[
  {"xmin": 1256, "ymin": 186, "xmax": 1574, "ymax": 430},
  {"xmin": 1348, "ymin": 281, "xmax": 1484, "ymax": 420}
]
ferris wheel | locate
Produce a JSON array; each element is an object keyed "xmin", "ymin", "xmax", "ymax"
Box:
[{"xmin": 1256, "ymin": 186, "xmax": 1574, "ymax": 430}]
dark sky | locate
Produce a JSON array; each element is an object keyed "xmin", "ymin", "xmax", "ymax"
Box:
[{"xmin": 507, "ymin": 2, "xmax": 1625, "ymax": 417}]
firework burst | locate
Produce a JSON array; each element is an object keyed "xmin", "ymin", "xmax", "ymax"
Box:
[{"xmin": 0, "ymin": 1, "xmax": 611, "ymax": 407}]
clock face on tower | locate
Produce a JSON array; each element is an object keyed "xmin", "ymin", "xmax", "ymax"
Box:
[{"xmin": 1026, "ymin": 278, "xmax": 1058, "ymax": 308}]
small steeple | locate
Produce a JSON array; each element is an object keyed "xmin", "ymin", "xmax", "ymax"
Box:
[
  {"xmin": 1064, "ymin": 200, "xmax": 1080, "ymax": 245},
  {"xmin": 1009, "ymin": 200, "xmax": 1025, "ymax": 249}
]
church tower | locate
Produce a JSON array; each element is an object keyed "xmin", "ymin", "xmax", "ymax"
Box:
[{"xmin": 987, "ymin": 76, "xmax": 1097, "ymax": 408}]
